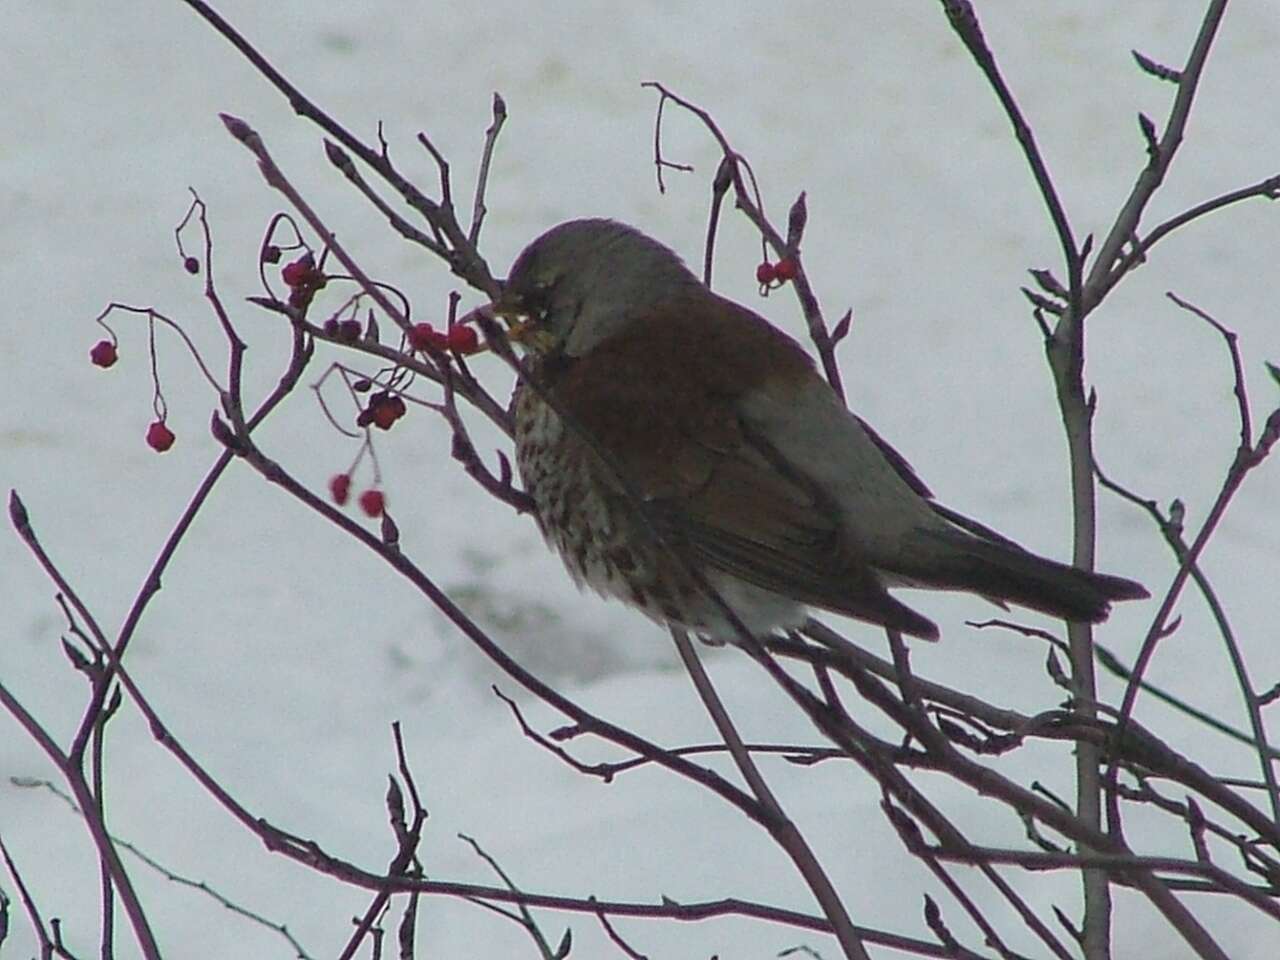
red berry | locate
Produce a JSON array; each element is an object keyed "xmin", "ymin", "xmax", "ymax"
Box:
[
  {"xmin": 323, "ymin": 318, "xmax": 340, "ymax": 336},
  {"xmin": 408, "ymin": 322, "xmax": 450, "ymax": 352},
  {"xmin": 359, "ymin": 489, "xmax": 385, "ymax": 518},
  {"xmin": 329, "ymin": 473, "xmax": 351, "ymax": 506},
  {"xmin": 773, "ymin": 257, "xmax": 798, "ymax": 282},
  {"xmin": 407, "ymin": 323, "xmax": 433, "ymax": 350},
  {"xmin": 183, "ymin": 256, "xmax": 200, "ymax": 275},
  {"xmin": 90, "ymin": 340, "xmax": 117, "ymax": 368},
  {"xmin": 146, "ymin": 420, "xmax": 175, "ymax": 453},
  {"xmin": 370, "ymin": 398, "xmax": 400, "ymax": 430},
  {"xmin": 756, "ymin": 261, "xmax": 777, "ymax": 284},
  {"xmin": 337, "ymin": 319, "xmax": 363, "ymax": 342},
  {"xmin": 281, "ymin": 255, "xmax": 314, "ymax": 288},
  {"xmin": 446, "ymin": 325, "xmax": 480, "ymax": 354}
]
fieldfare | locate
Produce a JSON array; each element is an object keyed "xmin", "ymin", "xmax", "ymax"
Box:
[{"xmin": 477, "ymin": 218, "xmax": 1147, "ymax": 642}]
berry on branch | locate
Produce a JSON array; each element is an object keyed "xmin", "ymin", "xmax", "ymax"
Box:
[
  {"xmin": 359, "ymin": 489, "xmax": 385, "ymax": 518},
  {"xmin": 408, "ymin": 322, "xmax": 450, "ymax": 352},
  {"xmin": 446, "ymin": 325, "xmax": 480, "ymax": 354},
  {"xmin": 146, "ymin": 420, "xmax": 176, "ymax": 453},
  {"xmin": 330, "ymin": 473, "xmax": 352, "ymax": 506},
  {"xmin": 90, "ymin": 340, "xmax": 118, "ymax": 368},
  {"xmin": 281, "ymin": 255, "xmax": 315, "ymax": 288}
]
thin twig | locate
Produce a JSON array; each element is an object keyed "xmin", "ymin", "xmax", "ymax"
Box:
[
  {"xmin": 670, "ymin": 629, "xmax": 872, "ymax": 960},
  {"xmin": 0, "ymin": 669, "xmax": 161, "ymax": 959},
  {"xmin": 16, "ymin": 777, "xmax": 315, "ymax": 959},
  {"xmin": 641, "ymin": 82, "xmax": 845, "ymax": 400},
  {"xmin": 459, "ymin": 835, "xmax": 568, "ymax": 960},
  {"xmin": 179, "ymin": 0, "xmax": 498, "ymax": 292},
  {"xmin": 468, "ymin": 93, "xmax": 507, "ymax": 244},
  {"xmin": 1083, "ymin": 0, "xmax": 1230, "ymax": 304},
  {"xmin": 937, "ymin": 0, "xmax": 1081, "ymax": 302},
  {"xmin": 1108, "ymin": 295, "xmax": 1280, "ymax": 826},
  {"xmin": 1097, "ymin": 426, "xmax": 1280, "ymax": 823},
  {"xmin": 0, "ymin": 834, "xmax": 55, "ymax": 959},
  {"xmin": 926, "ymin": 843, "xmax": 1280, "ymax": 922},
  {"xmin": 1110, "ymin": 174, "xmax": 1280, "ymax": 284},
  {"xmin": 881, "ymin": 798, "xmax": 1030, "ymax": 960}
]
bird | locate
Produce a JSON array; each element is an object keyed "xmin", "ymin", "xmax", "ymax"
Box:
[{"xmin": 476, "ymin": 218, "xmax": 1147, "ymax": 643}]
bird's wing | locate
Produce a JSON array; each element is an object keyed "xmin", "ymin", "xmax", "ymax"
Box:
[
  {"xmin": 853, "ymin": 414, "xmax": 933, "ymax": 499},
  {"xmin": 663, "ymin": 407, "xmax": 938, "ymax": 640},
  {"xmin": 549, "ymin": 300, "xmax": 940, "ymax": 639}
]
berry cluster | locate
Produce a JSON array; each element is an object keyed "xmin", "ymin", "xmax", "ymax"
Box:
[
  {"xmin": 281, "ymin": 253, "xmax": 326, "ymax": 311},
  {"xmin": 329, "ymin": 473, "xmax": 385, "ymax": 517},
  {"xmin": 88, "ymin": 240, "xmax": 480, "ymax": 491},
  {"xmin": 755, "ymin": 257, "xmax": 798, "ymax": 286},
  {"xmin": 408, "ymin": 322, "xmax": 480, "ymax": 354},
  {"xmin": 90, "ymin": 336, "xmax": 177, "ymax": 452}
]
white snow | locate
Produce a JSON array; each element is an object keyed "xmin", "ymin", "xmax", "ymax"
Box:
[{"xmin": 2, "ymin": 2, "xmax": 1278, "ymax": 957}]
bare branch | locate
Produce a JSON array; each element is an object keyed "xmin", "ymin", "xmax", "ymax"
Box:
[
  {"xmin": 1084, "ymin": 0, "xmax": 1229, "ymax": 303},
  {"xmin": 469, "ymin": 93, "xmax": 508, "ymax": 244}
]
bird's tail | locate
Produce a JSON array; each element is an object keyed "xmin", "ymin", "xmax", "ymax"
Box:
[{"xmin": 895, "ymin": 528, "xmax": 1149, "ymax": 624}]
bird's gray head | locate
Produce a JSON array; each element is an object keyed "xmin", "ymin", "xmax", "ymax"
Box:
[{"xmin": 497, "ymin": 218, "xmax": 701, "ymax": 358}]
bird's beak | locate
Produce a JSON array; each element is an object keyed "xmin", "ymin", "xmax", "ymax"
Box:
[
  {"xmin": 456, "ymin": 291, "xmax": 553, "ymax": 353},
  {"xmin": 455, "ymin": 293, "xmax": 533, "ymax": 354}
]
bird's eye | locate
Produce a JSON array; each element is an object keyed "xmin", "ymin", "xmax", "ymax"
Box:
[{"xmin": 522, "ymin": 279, "xmax": 554, "ymax": 324}]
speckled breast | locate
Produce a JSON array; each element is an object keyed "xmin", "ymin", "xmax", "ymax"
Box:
[{"xmin": 511, "ymin": 382, "xmax": 707, "ymax": 630}]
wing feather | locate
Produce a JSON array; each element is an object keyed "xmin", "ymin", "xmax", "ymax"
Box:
[{"xmin": 548, "ymin": 298, "xmax": 940, "ymax": 639}]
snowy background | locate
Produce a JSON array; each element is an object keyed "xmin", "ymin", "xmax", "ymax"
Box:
[{"xmin": 3, "ymin": 2, "xmax": 1278, "ymax": 957}]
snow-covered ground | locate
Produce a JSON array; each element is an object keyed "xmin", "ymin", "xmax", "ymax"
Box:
[{"xmin": 3, "ymin": 2, "xmax": 1278, "ymax": 957}]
